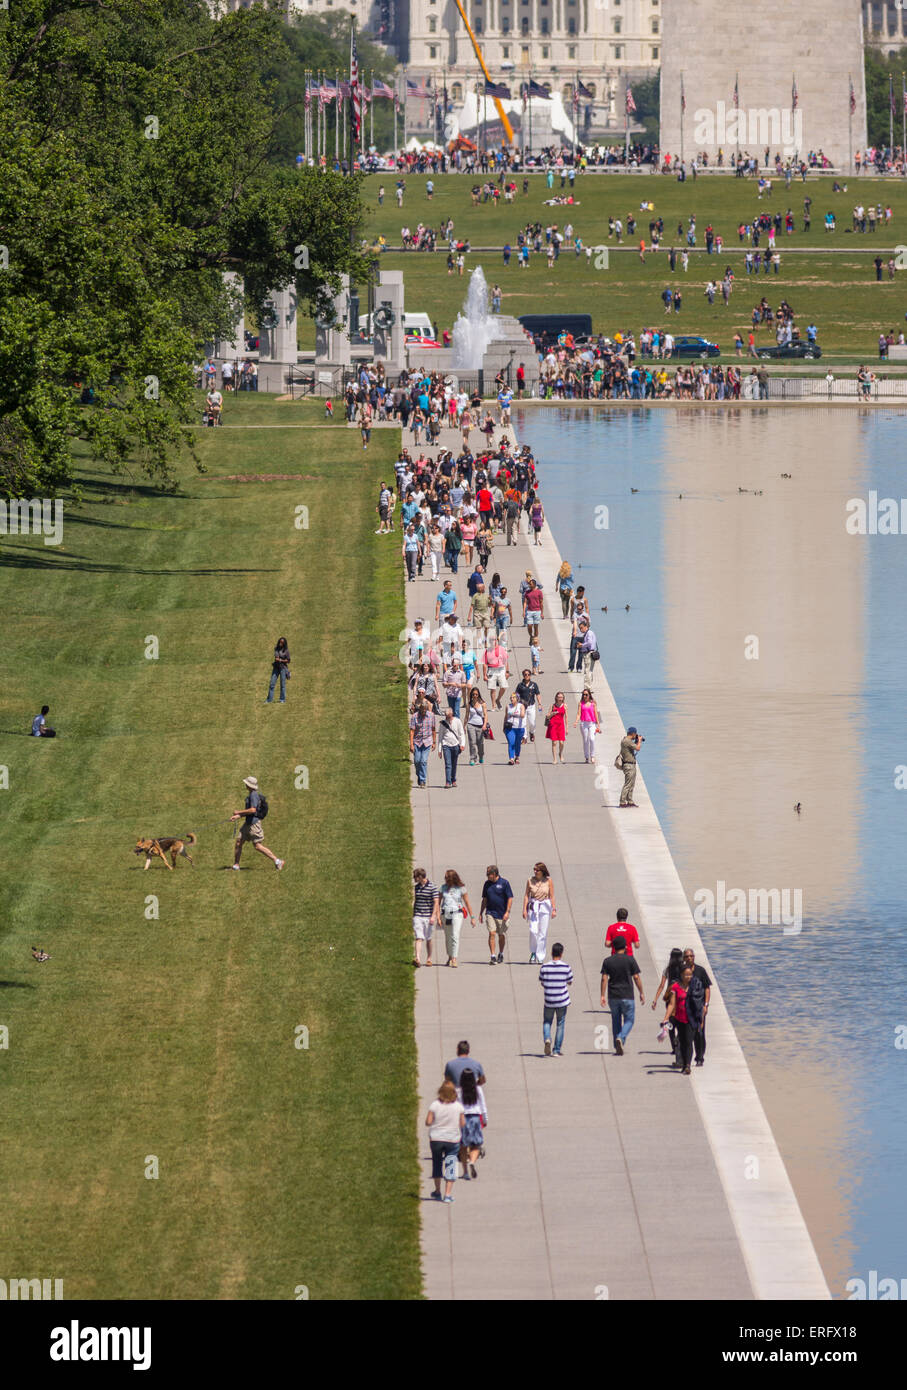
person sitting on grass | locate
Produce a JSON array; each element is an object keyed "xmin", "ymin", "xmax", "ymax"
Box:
[{"xmin": 31, "ymin": 704, "xmax": 56, "ymax": 737}]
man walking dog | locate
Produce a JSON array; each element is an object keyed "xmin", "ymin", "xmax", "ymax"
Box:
[{"xmin": 231, "ymin": 776, "xmax": 285, "ymax": 870}]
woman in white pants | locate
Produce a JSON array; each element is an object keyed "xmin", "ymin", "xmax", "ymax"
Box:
[
  {"xmin": 522, "ymin": 863, "xmax": 557, "ymax": 964},
  {"xmin": 440, "ymin": 869, "xmax": 476, "ymax": 968},
  {"xmin": 428, "ymin": 522, "xmax": 444, "ymax": 581},
  {"xmin": 574, "ymin": 688, "xmax": 602, "ymax": 764}
]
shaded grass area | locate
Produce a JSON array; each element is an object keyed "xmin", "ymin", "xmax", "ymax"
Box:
[{"xmin": 0, "ymin": 395, "xmax": 420, "ymax": 1300}]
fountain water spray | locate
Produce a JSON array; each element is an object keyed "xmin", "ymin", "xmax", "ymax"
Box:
[{"xmin": 451, "ymin": 266, "xmax": 497, "ymax": 370}]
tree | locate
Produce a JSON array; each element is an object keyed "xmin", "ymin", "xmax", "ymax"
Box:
[
  {"xmin": 631, "ymin": 73, "xmax": 659, "ymax": 145},
  {"xmin": 0, "ymin": 0, "xmax": 371, "ymax": 496},
  {"xmin": 864, "ymin": 45, "xmax": 907, "ymax": 148}
]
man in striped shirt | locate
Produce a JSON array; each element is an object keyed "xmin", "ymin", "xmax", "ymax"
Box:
[
  {"xmin": 412, "ymin": 868, "xmax": 440, "ymax": 967},
  {"xmin": 539, "ymin": 943, "xmax": 573, "ymax": 1057}
]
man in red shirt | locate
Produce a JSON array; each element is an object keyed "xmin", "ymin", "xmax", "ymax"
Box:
[
  {"xmin": 605, "ymin": 908, "xmax": 640, "ymax": 955},
  {"xmin": 477, "ymin": 484, "xmax": 494, "ymax": 530}
]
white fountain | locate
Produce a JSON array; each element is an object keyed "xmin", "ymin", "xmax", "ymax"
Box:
[{"xmin": 451, "ymin": 266, "xmax": 497, "ymax": 370}]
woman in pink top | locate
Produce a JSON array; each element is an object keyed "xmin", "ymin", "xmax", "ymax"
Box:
[
  {"xmin": 661, "ymin": 966, "xmax": 694, "ymax": 1074},
  {"xmin": 573, "ymin": 688, "xmax": 601, "ymax": 763},
  {"xmin": 545, "ymin": 691, "xmax": 568, "ymax": 764},
  {"xmin": 459, "ymin": 516, "xmax": 477, "ymax": 565}
]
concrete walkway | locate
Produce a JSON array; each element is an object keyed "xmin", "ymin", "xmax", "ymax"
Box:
[{"xmin": 395, "ymin": 416, "xmax": 828, "ymax": 1301}]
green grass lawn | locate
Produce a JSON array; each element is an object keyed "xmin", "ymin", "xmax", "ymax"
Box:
[
  {"xmin": 0, "ymin": 395, "xmax": 420, "ymax": 1300},
  {"xmin": 295, "ymin": 172, "xmax": 907, "ymax": 359}
]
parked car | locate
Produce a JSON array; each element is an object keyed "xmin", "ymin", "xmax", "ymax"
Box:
[
  {"xmin": 671, "ymin": 335, "xmax": 721, "ymax": 358},
  {"xmin": 757, "ymin": 341, "xmax": 822, "ymax": 360}
]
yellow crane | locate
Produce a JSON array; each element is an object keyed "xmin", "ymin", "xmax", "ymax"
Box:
[{"xmin": 451, "ymin": 0, "xmax": 515, "ymax": 145}]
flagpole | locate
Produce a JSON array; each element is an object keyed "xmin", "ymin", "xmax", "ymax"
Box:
[
  {"xmin": 528, "ymin": 65, "xmax": 533, "ymax": 158},
  {"xmin": 572, "ymin": 71, "xmax": 577, "ymax": 167},
  {"xmin": 403, "ymin": 66, "xmax": 408, "ymax": 154},
  {"xmin": 891, "ymin": 73, "xmax": 895, "ymax": 157},
  {"xmin": 735, "ymin": 71, "xmax": 740, "ymax": 167},
  {"xmin": 343, "ymin": 85, "xmax": 347, "ymax": 162},
  {"xmin": 394, "ymin": 81, "xmax": 398, "ymax": 161},
  {"xmin": 902, "ymin": 72, "xmax": 905, "ymax": 161},
  {"xmin": 849, "ymin": 74, "xmax": 854, "ymax": 175},
  {"xmin": 624, "ymin": 77, "xmax": 629, "ymax": 163},
  {"xmin": 335, "ymin": 69, "xmax": 340, "ymax": 163},
  {"xmin": 370, "ymin": 71, "xmax": 374, "ymax": 149}
]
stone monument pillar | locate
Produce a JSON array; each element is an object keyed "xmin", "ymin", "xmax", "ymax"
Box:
[
  {"xmin": 372, "ymin": 270, "xmax": 405, "ymax": 375},
  {"xmin": 314, "ymin": 275, "xmax": 351, "ymax": 366},
  {"xmin": 216, "ymin": 271, "xmax": 245, "ymax": 358},
  {"xmin": 260, "ymin": 283, "xmax": 298, "ymax": 364}
]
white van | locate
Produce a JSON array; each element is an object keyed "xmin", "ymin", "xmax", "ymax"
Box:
[{"xmin": 359, "ymin": 311, "xmax": 437, "ymax": 341}]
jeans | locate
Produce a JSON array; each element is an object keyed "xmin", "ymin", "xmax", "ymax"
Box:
[
  {"xmin": 413, "ymin": 743, "xmax": 431, "ymax": 786},
  {"xmin": 442, "ymin": 743, "xmax": 461, "ymax": 784},
  {"xmin": 430, "ymin": 1138, "xmax": 460, "ymax": 1180},
  {"xmin": 405, "ymin": 550, "xmax": 418, "ymax": 580},
  {"xmin": 543, "ymin": 1004, "xmax": 568, "ymax": 1054},
  {"xmin": 446, "ymin": 549, "xmax": 460, "ymax": 574},
  {"xmin": 675, "ymin": 1019, "xmax": 694, "ymax": 1069},
  {"xmin": 446, "ymin": 693, "xmax": 462, "ymax": 718},
  {"xmin": 568, "ymin": 634, "xmax": 582, "ymax": 671},
  {"xmin": 267, "ymin": 666, "xmax": 287, "ymax": 702},
  {"xmin": 610, "ymin": 997, "xmax": 636, "ymax": 1046},
  {"xmin": 506, "ymin": 726, "xmax": 525, "ymax": 760}
]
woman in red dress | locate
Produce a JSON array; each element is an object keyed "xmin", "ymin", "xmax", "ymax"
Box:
[{"xmin": 544, "ymin": 691, "xmax": 568, "ymax": 765}]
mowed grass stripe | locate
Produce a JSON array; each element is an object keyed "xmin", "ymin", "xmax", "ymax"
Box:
[{"xmin": 0, "ymin": 396, "xmax": 420, "ymax": 1300}]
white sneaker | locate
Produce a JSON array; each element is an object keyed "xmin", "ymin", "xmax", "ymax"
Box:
[
  {"xmin": 275, "ymin": 859, "xmax": 285, "ymax": 870},
  {"xmin": 231, "ymin": 864, "xmax": 240, "ymax": 870}
]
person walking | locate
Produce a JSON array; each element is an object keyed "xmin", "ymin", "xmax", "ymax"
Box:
[
  {"xmin": 265, "ymin": 636, "xmax": 291, "ymax": 704},
  {"xmin": 529, "ymin": 496, "xmax": 545, "ymax": 544},
  {"xmin": 457, "ymin": 1068, "xmax": 487, "ymax": 1179},
  {"xmin": 539, "ymin": 942, "xmax": 573, "ymax": 1056},
  {"xmin": 409, "ymin": 694, "xmax": 437, "ymax": 789},
  {"xmin": 605, "ymin": 906, "xmax": 639, "ymax": 954},
  {"xmin": 438, "ymin": 706, "xmax": 466, "ymax": 788},
  {"xmin": 444, "ymin": 1040, "xmax": 487, "ymax": 1087},
  {"xmin": 567, "ymin": 586, "xmax": 589, "ymax": 672},
  {"xmin": 600, "ymin": 933, "xmax": 645, "ymax": 1055},
  {"xmin": 402, "ymin": 523, "xmax": 422, "ymax": 582},
  {"xmin": 557, "ymin": 561, "xmax": 574, "ymax": 617},
  {"xmin": 504, "ymin": 689, "xmax": 526, "ymax": 764},
  {"xmin": 617, "ymin": 725, "xmax": 643, "ymax": 807},
  {"xmin": 515, "ymin": 668, "xmax": 541, "ymax": 743},
  {"xmin": 578, "ymin": 617, "xmax": 599, "ymax": 682},
  {"xmin": 439, "ymin": 869, "xmax": 476, "ymax": 966},
  {"xmin": 480, "ymin": 864, "xmax": 514, "ymax": 965},
  {"xmin": 230, "ymin": 776, "xmax": 285, "ymax": 870},
  {"xmin": 412, "ymin": 867, "xmax": 441, "ymax": 966},
  {"xmin": 545, "ymin": 691, "xmax": 568, "ymax": 763},
  {"xmin": 523, "ymin": 576, "xmax": 544, "ymax": 645},
  {"xmin": 483, "ymin": 635, "xmax": 510, "ymax": 710},
  {"xmin": 652, "ymin": 946, "xmax": 684, "ymax": 1062},
  {"xmin": 662, "ymin": 965, "xmax": 695, "ymax": 1073},
  {"xmin": 682, "ymin": 946, "xmax": 712, "ymax": 1066},
  {"xmin": 574, "ymin": 687, "xmax": 601, "ymax": 763},
  {"xmin": 425, "ymin": 1081, "xmax": 465, "ymax": 1202},
  {"xmin": 523, "ymin": 861, "xmax": 556, "ymax": 963},
  {"xmin": 465, "ymin": 687, "xmax": 488, "ymax": 765}
]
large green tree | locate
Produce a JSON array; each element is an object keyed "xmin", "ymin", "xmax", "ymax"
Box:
[
  {"xmin": 0, "ymin": 0, "xmax": 371, "ymax": 495},
  {"xmin": 864, "ymin": 45, "xmax": 907, "ymax": 148}
]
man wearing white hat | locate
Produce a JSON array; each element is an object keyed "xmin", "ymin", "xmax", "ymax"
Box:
[{"xmin": 231, "ymin": 776, "xmax": 285, "ymax": 870}]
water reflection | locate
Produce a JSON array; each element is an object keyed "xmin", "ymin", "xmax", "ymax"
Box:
[{"xmin": 516, "ymin": 404, "xmax": 907, "ymax": 1297}]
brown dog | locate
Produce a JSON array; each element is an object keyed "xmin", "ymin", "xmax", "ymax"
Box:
[{"xmin": 134, "ymin": 833, "xmax": 197, "ymax": 871}]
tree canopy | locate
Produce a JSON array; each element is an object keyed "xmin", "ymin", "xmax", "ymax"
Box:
[{"xmin": 0, "ymin": 0, "xmax": 371, "ymax": 495}]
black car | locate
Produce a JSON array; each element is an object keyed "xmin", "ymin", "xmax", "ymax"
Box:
[
  {"xmin": 757, "ymin": 341, "xmax": 822, "ymax": 360},
  {"xmin": 671, "ymin": 335, "xmax": 721, "ymax": 358}
]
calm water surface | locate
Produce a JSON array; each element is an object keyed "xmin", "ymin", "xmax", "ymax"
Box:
[{"xmin": 515, "ymin": 403, "xmax": 907, "ymax": 1296}]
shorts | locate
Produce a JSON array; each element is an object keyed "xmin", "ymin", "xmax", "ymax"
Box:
[
  {"xmin": 237, "ymin": 819, "xmax": 264, "ymax": 843},
  {"xmin": 486, "ymin": 914, "xmax": 507, "ymax": 935},
  {"xmin": 379, "ymin": 505, "xmax": 389, "ymax": 520},
  {"xmin": 413, "ymin": 915, "xmax": 433, "ymax": 940},
  {"xmin": 487, "ymin": 669, "xmax": 507, "ymax": 689}
]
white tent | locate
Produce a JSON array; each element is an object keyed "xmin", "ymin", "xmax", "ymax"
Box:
[{"xmin": 448, "ymin": 90, "xmax": 576, "ymax": 145}]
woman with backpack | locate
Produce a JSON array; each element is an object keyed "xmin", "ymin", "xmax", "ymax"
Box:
[{"xmin": 266, "ymin": 637, "xmax": 291, "ymax": 704}]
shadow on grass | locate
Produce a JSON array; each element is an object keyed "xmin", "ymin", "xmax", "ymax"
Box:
[
  {"xmin": 0, "ymin": 980, "xmax": 36, "ymax": 990},
  {"xmin": 0, "ymin": 548, "xmax": 270, "ymax": 577}
]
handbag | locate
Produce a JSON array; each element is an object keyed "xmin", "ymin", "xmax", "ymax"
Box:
[
  {"xmin": 484, "ymin": 724, "xmax": 495, "ymax": 740},
  {"xmin": 614, "ymin": 754, "xmax": 623, "ymax": 770}
]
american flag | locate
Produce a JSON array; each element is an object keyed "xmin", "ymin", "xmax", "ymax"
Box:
[
  {"xmin": 350, "ymin": 24, "xmax": 361, "ymax": 141},
  {"xmin": 407, "ymin": 78, "xmax": 433, "ymax": 99},
  {"xmin": 733, "ymin": 73, "xmax": 739, "ymax": 109},
  {"xmin": 576, "ymin": 79, "xmax": 593, "ymax": 100},
  {"xmin": 680, "ymin": 73, "xmax": 686, "ymax": 114},
  {"xmin": 791, "ymin": 75, "xmax": 798, "ymax": 111},
  {"xmin": 625, "ymin": 84, "xmax": 636, "ymax": 115},
  {"xmin": 850, "ymin": 75, "xmax": 856, "ymax": 115},
  {"xmin": 372, "ymin": 77, "xmax": 395, "ymax": 100}
]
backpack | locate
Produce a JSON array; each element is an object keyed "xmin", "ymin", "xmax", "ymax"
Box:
[
  {"xmin": 255, "ymin": 791, "xmax": 269, "ymax": 820},
  {"xmin": 506, "ymin": 498, "xmax": 520, "ymax": 519}
]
